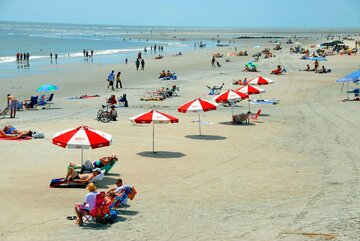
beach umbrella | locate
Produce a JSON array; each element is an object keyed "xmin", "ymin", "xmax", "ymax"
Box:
[
  {"xmin": 336, "ymin": 70, "xmax": 360, "ymax": 99},
  {"xmin": 248, "ymin": 76, "xmax": 274, "ymax": 86},
  {"xmin": 52, "ymin": 125, "xmax": 112, "ymax": 165},
  {"xmin": 36, "ymin": 84, "xmax": 59, "ymax": 92},
  {"xmin": 214, "ymin": 89, "xmax": 249, "ymax": 117},
  {"xmin": 236, "ymin": 85, "xmax": 266, "ymax": 111},
  {"xmin": 129, "ymin": 110, "xmax": 178, "ymax": 153},
  {"xmin": 246, "ymin": 62, "xmax": 258, "ymax": 67},
  {"xmin": 178, "ymin": 98, "xmax": 218, "ymax": 135}
]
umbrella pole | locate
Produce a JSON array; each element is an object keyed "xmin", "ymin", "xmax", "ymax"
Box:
[
  {"xmin": 152, "ymin": 122, "xmax": 155, "ymax": 153},
  {"xmin": 347, "ymin": 82, "xmax": 349, "ymax": 100},
  {"xmin": 248, "ymin": 100, "xmax": 251, "ymax": 113},
  {"xmin": 81, "ymin": 149, "xmax": 84, "ymax": 166},
  {"xmin": 260, "ymin": 92, "xmax": 262, "ymax": 100},
  {"xmin": 198, "ymin": 112, "xmax": 202, "ymax": 136}
]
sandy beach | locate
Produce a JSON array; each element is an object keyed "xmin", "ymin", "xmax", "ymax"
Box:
[{"xmin": 1, "ymin": 30, "xmax": 360, "ymax": 241}]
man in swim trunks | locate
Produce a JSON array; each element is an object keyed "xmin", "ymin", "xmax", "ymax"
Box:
[{"xmin": 7, "ymin": 94, "xmax": 18, "ymax": 118}]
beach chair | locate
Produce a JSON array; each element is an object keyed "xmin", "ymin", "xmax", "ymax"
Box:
[
  {"xmin": 49, "ymin": 169, "xmax": 105, "ymax": 188},
  {"xmin": 232, "ymin": 113, "xmax": 249, "ymax": 124},
  {"xmin": 82, "ymin": 192, "xmax": 112, "ymax": 224},
  {"xmin": 24, "ymin": 96, "xmax": 38, "ymax": 109},
  {"xmin": 46, "ymin": 93, "xmax": 54, "ymax": 103},
  {"xmin": 0, "ymin": 107, "xmax": 9, "ymax": 119},
  {"xmin": 249, "ymin": 109, "xmax": 262, "ymax": 122},
  {"xmin": 38, "ymin": 95, "xmax": 47, "ymax": 106},
  {"xmin": 109, "ymin": 193, "xmax": 128, "ymax": 209}
]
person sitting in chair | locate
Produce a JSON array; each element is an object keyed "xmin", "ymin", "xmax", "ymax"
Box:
[
  {"xmin": 165, "ymin": 70, "xmax": 172, "ymax": 77},
  {"xmin": 74, "ymin": 183, "xmax": 99, "ymax": 226},
  {"xmin": 65, "ymin": 167, "xmax": 102, "ymax": 183},
  {"xmin": 109, "ymin": 106, "xmax": 118, "ymax": 121},
  {"xmin": 271, "ymin": 65, "xmax": 282, "ymax": 75},
  {"xmin": 118, "ymin": 94, "xmax": 128, "ymax": 107},
  {"xmin": 159, "ymin": 70, "xmax": 166, "ymax": 78}
]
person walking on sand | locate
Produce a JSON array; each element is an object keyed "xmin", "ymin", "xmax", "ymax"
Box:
[
  {"xmin": 7, "ymin": 94, "xmax": 18, "ymax": 118},
  {"xmin": 211, "ymin": 56, "xmax": 216, "ymax": 67},
  {"xmin": 141, "ymin": 59, "xmax": 145, "ymax": 70},
  {"xmin": 135, "ymin": 58, "xmax": 140, "ymax": 71},
  {"xmin": 125, "ymin": 58, "xmax": 128, "ymax": 64},
  {"xmin": 107, "ymin": 70, "xmax": 115, "ymax": 91},
  {"xmin": 116, "ymin": 71, "xmax": 122, "ymax": 89}
]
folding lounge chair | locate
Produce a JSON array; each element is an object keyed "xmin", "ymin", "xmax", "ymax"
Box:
[
  {"xmin": 249, "ymin": 109, "xmax": 262, "ymax": 122},
  {"xmin": 108, "ymin": 193, "xmax": 128, "ymax": 209},
  {"xmin": 24, "ymin": 96, "xmax": 39, "ymax": 109},
  {"xmin": 46, "ymin": 93, "xmax": 54, "ymax": 103},
  {"xmin": 82, "ymin": 192, "xmax": 113, "ymax": 224},
  {"xmin": 0, "ymin": 107, "xmax": 9, "ymax": 119},
  {"xmin": 76, "ymin": 159, "xmax": 117, "ymax": 175},
  {"xmin": 49, "ymin": 169, "xmax": 105, "ymax": 188}
]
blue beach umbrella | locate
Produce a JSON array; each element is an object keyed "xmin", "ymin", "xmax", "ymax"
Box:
[
  {"xmin": 36, "ymin": 84, "xmax": 59, "ymax": 92},
  {"xmin": 336, "ymin": 70, "xmax": 360, "ymax": 99}
]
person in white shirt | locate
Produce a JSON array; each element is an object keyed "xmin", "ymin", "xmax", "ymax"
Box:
[{"xmin": 74, "ymin": 183, "xmax": 99, "ymax": 226}]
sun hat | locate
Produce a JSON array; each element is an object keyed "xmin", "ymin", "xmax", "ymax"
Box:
[{"xmin": 86, "ymin": 183, "xmax": 97, "ymax": 191}]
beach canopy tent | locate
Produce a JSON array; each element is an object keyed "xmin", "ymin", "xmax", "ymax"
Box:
[
  {"xmin": 248, "ymin": 76, "xmax": 274, "ymax": 86},
  {"xmin": 178, "ymin": 98, "xmax": 218, "ymax": 136},
  {"xmin": 36, "ymin": 84, "xmax": 59, "ymax": 92},
  {"xmin": 336, "ymin": 70, "xmax": 360, "ymax": 99},
  {"xmin": 52, "ymin": 125, "xmax": 112, "ymax": 165},
  {"xmin": 214, "ymin": 89, "xmax": 248, "ymax": 117},
  {"xmin": 129, "ymin": 110, "xmax": 178, "ymax": 153}
]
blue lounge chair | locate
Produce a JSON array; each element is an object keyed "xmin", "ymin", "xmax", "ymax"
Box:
[{"xmin": 25, "ymin": 96, "xmax": 38, "ymax": 109}]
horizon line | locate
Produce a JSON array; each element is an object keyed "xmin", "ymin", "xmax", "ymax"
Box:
[{"xmin": 1, "ymin": 20, "xmax": 360, "ymax": 31}]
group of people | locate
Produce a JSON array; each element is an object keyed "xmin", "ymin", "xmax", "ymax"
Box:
[
  {"xmin": 16, "ymin": 52, "xmax": 30, "ymax": 61},
  {"xmin": 83, "ymin": 49, "xmax": 94, "ymax": 58},
  {"xmin": 135, "ymin": 57, "xmax": 145, "ymax": 70},
  {"xmin": 107, "ymin": 70, "xmax": 123, "ymax": 91},
  {"xmin": 158, "ymin": 70, "xmax": 173, "ymax": 79},
  {"xmin": 49, "ymin": 52, "xmax": 58, "ymax": 60},
  {"xmin": 63, "ymin": 153, "xmax": 135, "ymax": 226},
  {"xmin": 302, "ymin": 60, "xmax": 330, "ymax": 74}
]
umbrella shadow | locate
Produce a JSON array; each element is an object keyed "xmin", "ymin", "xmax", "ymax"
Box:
[
  {"xmin": 105, "ymin": 173, "xmax": 120, "ymax": 177},
  {"xmin": 137, "ymin": 151, "xmax": 186, "ymax": 158},
  {"xmin": 218, "ymin": 121, "xmax": 256, "ymax": 126},
  {"xmin": 185, "ymin": 135, "xmax": 227, "ymax": 140},
  {"xmin": 259, "ymin": 113, "xmax": 270, "ymax": 117}
]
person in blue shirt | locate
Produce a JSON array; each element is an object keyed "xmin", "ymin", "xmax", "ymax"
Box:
[{"xmin": 107, "ymin": 70, "xmax": 115, "ymax": 91}]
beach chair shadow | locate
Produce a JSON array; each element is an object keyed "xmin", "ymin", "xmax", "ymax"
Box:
[
  {"xmin": 137, "ymin": 151, "xmax": 185, "ymax": 158},
  {"xmin": 218, "ymin": 121, "xmax": 256, "ymax": 126},
  {"xmin": 185, "ymin": 135, "xmax": 226, "ymax": 140}
]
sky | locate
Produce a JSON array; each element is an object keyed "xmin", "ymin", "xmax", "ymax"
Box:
[{"xmin": 0, "ymin": 0, "xmax": 359, "ymax": 28}]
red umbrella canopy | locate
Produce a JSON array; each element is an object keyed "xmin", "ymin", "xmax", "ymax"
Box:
[
  {"xmin": 178, "ymin": 98, "xmax": 218, "ymax": 113},
  {"xmin": 214, "ymin": 89, "xmax": 249, "ymax": 103},
  {"xmin": 248, "ymin": 76, "xmax": 274, "ymax": 85},
  {"xmin": 236, "ymin": 85, "xmax": 265, "ymax": 95},
  {"xmin": 129, "ymin": 110, "xmax": 179, "ymax": 124},
  {"xmin": 52, "ymin": 125, "xmax": 112, "ymax": 149}
]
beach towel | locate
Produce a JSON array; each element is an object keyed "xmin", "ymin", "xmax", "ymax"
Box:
[
  {"xmin": 66, "ymin": 95, "xmax": 100, "ymax": 100},
  {"xmin": 250, "ymin": 99, "xmax": 279, "ymax": 105},
  {"xmin": 0, "ymin": 136, "xmax": 32, "ymax": 141}
]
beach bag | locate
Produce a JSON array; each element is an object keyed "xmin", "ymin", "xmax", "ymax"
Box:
[
  {"xmin": 127, "ymin": 186, "xmax": 137, "ymax": 200},
  {"xmin": 32, "ymin": 131, "xmax": 45, "ymax": 138}
]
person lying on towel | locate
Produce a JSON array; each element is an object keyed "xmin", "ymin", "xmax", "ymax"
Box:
[
  {"xmin": 1, "ymin": 126, "xmax": 32, "ymax": 138},
  {"xmin": 65, "ymin": 167, "xmax": 102, "ymax": 183},
  {"xmin": 69, "ymin": 153, "xmax": 118, "ymax": 170}
]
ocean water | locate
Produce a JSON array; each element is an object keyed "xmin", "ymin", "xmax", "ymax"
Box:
[{"xmin": 0, "ymin": 21, "xmax": 213, "ymax": 78}]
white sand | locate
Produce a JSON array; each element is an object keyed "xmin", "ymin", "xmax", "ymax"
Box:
[{"xmin": 1, "ymin": 33, "xmax": 360, "ymax": 241}]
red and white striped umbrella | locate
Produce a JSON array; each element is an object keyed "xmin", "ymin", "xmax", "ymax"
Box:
[
  {"xmin": 248, "ymin": 76, "xmax": 274, "ymax": 85},
  {"xmin": 52, "ymin": 125, "xmax": 112, "ymax": 164},
  {"xmin": 129, "ymin": 110, "xmax": 178, "ymax": 152},
  {"xmin": 178, "ymin": 98, "xmax": 218, "ymax": 113},
  {"xmin": 236, "ymin": 85, "xmax": 265, "ymax": 95},
  {"xmin": 129, "ymin": 109, "xmax": 179, "ymax": 124},
  {"xmin": 214, "ymin": 89, "xmax": 249, "ymax": 103},
  {"xmin": 214, "ymin": 89, "xmax": 249, "ymax": 118},
  {"xmin": 178, "ymin": 98, "xmax": 218, "ymax": 135}
]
